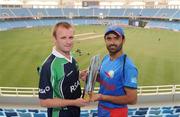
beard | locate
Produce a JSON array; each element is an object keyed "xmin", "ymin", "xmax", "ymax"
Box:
[{"xmin": 106, "ymin": 43, "xmax": 123, "ymax": 55}]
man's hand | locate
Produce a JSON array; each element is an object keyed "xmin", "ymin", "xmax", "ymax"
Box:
[
  {"xmin": 74, "ymin": 98, "xmax": 89, "ymax": 107},
  {"xmin": 79, "ymin": 70, "xmax": 88, "ymax": 81},
  {"xmin": 90, "ymin": 93, "xmax": 102, "ymax": 102}
]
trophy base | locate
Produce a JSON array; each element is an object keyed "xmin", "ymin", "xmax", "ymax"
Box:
[{"xmin": 83, "ymin": 92, "xmax": 93, "ymax": 101}]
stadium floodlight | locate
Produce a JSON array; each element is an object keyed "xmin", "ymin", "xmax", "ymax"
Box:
[{"xmin": 99, "ymin": 13, "xmax": 104, "ymax": 19}]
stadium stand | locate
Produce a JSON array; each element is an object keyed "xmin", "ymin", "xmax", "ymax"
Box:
[
  {"xmin": 0, "ymin": 8, "xmax": 179, "ymax": 31},
  {"xmin": 0, "ymin": 106, "xmax": 180, "ymax": 117}
]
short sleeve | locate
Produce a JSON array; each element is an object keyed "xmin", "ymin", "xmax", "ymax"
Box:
[
  {"xmin": 38, "ymin": 64, "xmax": 52, "ymax": 99},
  {"xmin": 123, "ymin": 66, "xmax": 138, "ymax": 89}
]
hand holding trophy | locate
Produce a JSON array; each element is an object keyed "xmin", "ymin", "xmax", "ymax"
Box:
[{"xmin": 82, "ymin": 55, "xmax": 101, "ymax": 101}]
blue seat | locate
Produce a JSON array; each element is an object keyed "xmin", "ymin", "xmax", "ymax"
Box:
[
  {"xmin": 33, "ymin": 113, "xmax": 46, "ymax": 117},
  {"xmin": 162, "ymin": 107, "xmax": 171, "ymax": 110},
  {"xmin": 139, "ymin": 107, "xmax": 149, "ymax": 111},
  {"xmin": 129, "ymin": 108, "xmax": 137, "ymax": 112},
  {"xmin": 81, "ymin": 109, "xmax": 89, "ymax": 116},
  {"xmin": 128, "ymin": 111, "xmax": 134, "ymax": 116},
  {"xmin": 92, "ymin": 112, "xmax": 98, "ymax": 117},
  {"xmin": 162, "ymin": 109, "xmax": 173, "ymax": 114},
  {"xmin": 16, "ymin": 109, "xmax": 27, "ymax": 113},
  {"xmin": 5, "ymin": 112, "xmax": 18, "ymax": 117},
  {"xmin": 148, "ymin": 110, "xmax": 161, "ymax": 115},
  {"xmin": 0, "ymin": 111, "xmax": 4, "ymax": 116},
  {"xmin": 81, "ymin": 110, "xmax": 88, "ymax": 113},
  {"xmin": 175, "ymin": 108, "xmax": 180, "ymax": 113},
  {"xmin": 132, "ymin": 116, "xmax": 145, "ymax": 117},
  {"xmin": 147, "ymin": 115, "xmax": 163, "ymax": 117},
  {"xmin": 18, "ymin": 112, "xmax": 32, "ymax": 117},
  {"xmin": 39, "ymin": 110, "xmax": 47, "ymax": 113},
  {"xmin": 90, "ymin": 109, "xmax": 97, "ymax": 113},
  {"xmin": 173, "ymin": 106, "xmax": 180, "ymax": 109},
  {"xmin": 150, "ymin": 107, "xmax": 160, "ymax": 110},
  {"xmin": 0, "ymin": 108, "xmax": 3, "ymax": 111},
  {"xmin": 28, "ymin": 109, "xmax": 39, "ymax": 113},
  {"xmin": 80, "ymin": 112, "xmax": 89, "ymax": 117},
  {"xmin": 165, "ymin": 114, "xmax": 179, "ymax": 117},
  {"xmin": 4, "ymin": 109, "xmax": 15, "ymax": 112},
  {"xmin": 135, "ymin": 110, "xmax": 147, "ymax": 115}
]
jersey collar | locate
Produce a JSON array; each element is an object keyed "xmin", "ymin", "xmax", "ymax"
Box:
[{"xmin": 52, "ymin": 47, "xmax": 72, "ymax": 63}]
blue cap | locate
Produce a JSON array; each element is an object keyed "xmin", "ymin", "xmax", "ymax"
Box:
[{"xmin": 104, "ymin": 25, "xmax": 125, "ymax": 38}]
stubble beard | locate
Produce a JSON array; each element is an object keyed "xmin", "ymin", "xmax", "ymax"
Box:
[{"xmin": 107, "ymin": 43, "xmax": 123, "ymax": 56}]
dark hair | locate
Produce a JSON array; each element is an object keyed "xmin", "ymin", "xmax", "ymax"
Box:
[{"xmin": 52, "ymin": 22, "xmax": 73, "ymax": 38}]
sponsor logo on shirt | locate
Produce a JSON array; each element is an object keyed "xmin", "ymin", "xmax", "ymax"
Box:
[
  {"xmin": 70, "ymin": 80, "xmax": 80, "ymax": 93},
  {"xmin": 39, "ymin": 86, "xmax": 50, "ymax": 94},
  {"xmin": 66, "ymin": 70, "xmax": 73, "ymax": 77}
]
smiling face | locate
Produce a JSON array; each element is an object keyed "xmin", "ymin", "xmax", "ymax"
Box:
[
  {"xmin": 53, "ymin": 26, "xmax": 74, "ymax": 56},
  {"xmin": 104, "ymin": 32, "xmax": 125, "ymax": 55}
]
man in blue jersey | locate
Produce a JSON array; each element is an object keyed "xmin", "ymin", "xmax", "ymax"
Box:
[
  {"xmin": 90, "ymin": 25, "xmax": 138, "ymax": 117},
  {"xmin": 38, "ymin": 22, "xmax": 88, "ymax": 117}
]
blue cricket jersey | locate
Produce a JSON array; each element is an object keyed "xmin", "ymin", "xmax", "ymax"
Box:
[{"xmin": 98, "ymin": 54, "xmax": 138, "ymax": 108}]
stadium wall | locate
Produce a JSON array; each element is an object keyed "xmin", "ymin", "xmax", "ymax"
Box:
[
  {"xmin": 1, "ymin": 94, "xmax": 180, "ymax": 106},
  {"xmin": 1, "ymin": 85, "xmax": 180, "ymax": 106}
]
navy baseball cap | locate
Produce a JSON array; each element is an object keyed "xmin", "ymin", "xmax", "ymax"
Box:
[{"xmin": 104, "ymin": 25, "xmax": 125, "ymax": 38}]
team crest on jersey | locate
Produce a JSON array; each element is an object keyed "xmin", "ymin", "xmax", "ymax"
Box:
[
  {"xmin": 131, "ymin": 77, "xmax": 137, "ymax": 83},
  {"xmin": 105, "ymin": 70, "xmax": 114, "ymax": 78}
]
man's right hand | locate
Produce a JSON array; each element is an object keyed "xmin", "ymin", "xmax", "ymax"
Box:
[
  {"xmin": 79, "ymin": 70, "xmax": 88, "ymax": 81},
  {"xmin": 74, "ymin": 98, "xmax": 89, "ymax": 107}
]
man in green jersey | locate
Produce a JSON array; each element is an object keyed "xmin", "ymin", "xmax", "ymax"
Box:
[{"xmin": 38, "ymin": 22, "xmax": 88, "ymax": 117}]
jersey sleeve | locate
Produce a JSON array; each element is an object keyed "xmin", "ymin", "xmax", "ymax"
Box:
[
  {"xmin": 123, "ymin": 66, "xmax": 138, "ymax": 89},
  {"xmin": 38, "ymin": 63, "xmax": 52, "ymax": 99}
]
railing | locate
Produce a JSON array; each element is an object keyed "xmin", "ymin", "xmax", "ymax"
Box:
[{"xmin": 0, "ymin": 85, "xmax": 180, "ymax": 97}]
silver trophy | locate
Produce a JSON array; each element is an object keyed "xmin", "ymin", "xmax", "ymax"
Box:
[{"xmin": 83, "ymin": 55, "xmax": 101, "ymax": 101}]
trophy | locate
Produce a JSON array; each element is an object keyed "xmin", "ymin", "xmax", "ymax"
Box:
[{"xmin": 82, "ymin": 55, "xmax": 101, "ymax": 101}]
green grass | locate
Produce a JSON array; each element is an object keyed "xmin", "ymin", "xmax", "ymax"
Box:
[{"xmin": 0, "ymin": 25, "xmax": 180, "ymax": 87}]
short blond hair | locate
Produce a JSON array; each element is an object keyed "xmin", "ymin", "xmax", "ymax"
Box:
[{"xmin": 52, "ymin": 22, "xmax": 73, "ymax": 38}]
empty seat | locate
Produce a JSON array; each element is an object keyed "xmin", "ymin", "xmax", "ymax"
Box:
[
  {"xmin": 148, "ymin": 110, "xmax": 161, "ymax": 115},
  {"xmin": 18, "ymin": 112, "xmax": 32, "ymax": 117},
  {"xmin": 4, "ymin": 109, "xmax": 15, "ymax": 112},
  {"xmin": 33, "ymin": 113, "xmax": 46, "ymax": 117},
  {"xmin": 0, "ymin": 111, "xmax": 4, "ymax": 116},
  {"xmin": 128, "ymin": 111, "xmax": 134, "ymax": 116},
  {"xmin": 16, "ymin": 109, "xmax": 27, "ymax": 113},
  {"xmin": 147, "ymin": 115, "xmax": 163, "ymax": 117},
  {"xmin": 139, "ymin": 107, "xmax": 149, "ymax": 111},
  {"xmin": 81, "ymin": 110, "xmax": 89, "ymax": 114},
  {"xmin": 175, "ymin": 108, "xmax": 180, "ymax": 113},
  {"xmin": 162, "ymin": 109, "xmax": 173, "ymax": 114},
  {"xmin": 165, "ymin": 114, "xmax": 179, "ymax": 117},
  {"xmin": 80, "ymin": 112, "xmax": 89, "ymax": 117},
  {"xmin": 150, "ymin": 107, "xmax": 161, "ymax": 110},
  {"xmin": 135, "ymin": 110, "xmax": 147, "ymax": 115},
  {"xmin": 92, "ymin": 112, "xmax": 98, "ymax": 117},
  {"xmin": 28, "ymin": 109, "xmax": 39, "ymax": 113},
  {"xmin": 162, "ymin": 107, "xmax": 171, "ymax": 110},
  {"xmin": 39, "ymin": 110, "xmax": 47, "ymax": 113},
  {"xmin": 173, "ymin": 106, "xmax": 180, "ymax": 109},
  {"xmin": 90, "ymin": 109, "xmax": 97, "ymax": 113},
  {"xmin": 129, "ymin": 108, "xmax": 137, "ymax": 112},
  {"xmin": 0, "ymin": 108, "xmax": 3, "ymax": 111},
  {"xmin": 132, "ymin": 116, "xmax": 145, "ymax": 117},
  {"xmin": 5, "ymin": 112, "xmax": 18, "ymax": 117}
]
